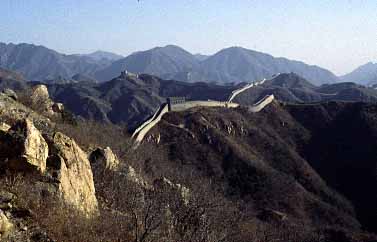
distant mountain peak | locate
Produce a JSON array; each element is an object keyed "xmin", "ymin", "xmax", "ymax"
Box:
[
  {"xmin": 153, "ymin": 45, "xmax": 194, "ymax": 55},
  {"xmin": 81, "ymin": 50, "xmax": 123, "ymax": 61},
  {"xmin": 341, "ymin": 62, "xmax": 377, "ymax": 85},
  {"xmin": 162, "ymin": 44, "xmax": 184, "ymax": 49},
  {"xmin": 199, "ymin": 47, "xmax": 337, "ymax": 85},
  {"xmin": 94, "ymin": 45, "xmax": 199, "ymax": 82}
]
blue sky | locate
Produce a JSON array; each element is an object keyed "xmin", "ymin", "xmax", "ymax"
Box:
[{"xmin": 0, "ymin": 0, "xmax": 375, "ymax": 75}]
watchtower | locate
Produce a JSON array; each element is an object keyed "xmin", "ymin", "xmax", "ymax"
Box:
[
  {"xmin": 121, "ymin": 69, "xmax": 139, "ymax": 79},
  {"xmin": 167, "ymin": 96, "xmax": 186, "ymax": 111}
]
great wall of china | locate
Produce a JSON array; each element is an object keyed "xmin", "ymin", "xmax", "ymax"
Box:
[{"xmin": 132, "ymin": 77, "xmax": 275, "ymax": 145}]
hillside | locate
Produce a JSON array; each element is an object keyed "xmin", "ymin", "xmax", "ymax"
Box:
[
  {"xmin": 0, "ymin": 82, "xmax": 376, "ymax": 241},
  {"xmin": 234, "ymin": 73, "xmax": 377, "ymax": 105},
  {"xmin": 0, "ymin": 42, "xmax": 109, "ymax": 81},
  {"xmin": 287, "ymin": 102, "xmax": 377, "ymax": 232},
  {"xmin": 341, "ymin": 62, "xmax": 377, "ymax": 85},
  {"xmin": 0, "ymin": 67, "xmax": 27, "ymax": 91},
  {"xmin": 0, "ymin": 69, "xmax": 375, "ymax": 130},
  {"xmin": 134, "ymin": 100, "xmax": 377, "ymax": 240},
  {"xmin": 46, "ymin": 73, "xmax": 235, "ymax": 128},
  {"xmin": 40, "ymin": 72, "xmax": 377, "ymax": 129}
]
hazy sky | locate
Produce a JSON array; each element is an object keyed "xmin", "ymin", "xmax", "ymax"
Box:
[{"xmin": 0, "ymin": 0, "xmax": 375, "ymax": 75}]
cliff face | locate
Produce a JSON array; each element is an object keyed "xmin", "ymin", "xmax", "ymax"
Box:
[
  {"xmin": 44, "ymin": 131, "xmax": 99, "ymax": 215},
  {"xmin": 137, "ymin": 101, "xmax": 377, "ymax": 237},
  {"xmin": 0, "ymin": 88, "xmax": 99, "ymax": 240}
]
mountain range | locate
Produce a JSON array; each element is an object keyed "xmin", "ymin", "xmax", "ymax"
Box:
[
  {"xmin": 0, "ymin": 42, "xmax": 344, "ymax": 85},
  {"xmin": 95, "ymin": 45, "xmax": 339, "ymax": 85},
  {"xmin": 3, "ymin": 64, "xmax": 377, "ymax": 129},
  {"xmin": 73, "ymin": 50, "xmax": 123, "ymax": 62},
  {"xmin": 44, "ymin": 73, "xmax": 235, "ymax": 128},
  {"xmin": 0, "ymin": 42, "xmax": 112, "ymax": 81},
  {"xmin": 234, "ymin": 72, "xmax": 377, "ymax": 105},
  {"xmin": 25, "ymin": 71, "xmax": 377, "ymax": 129}
]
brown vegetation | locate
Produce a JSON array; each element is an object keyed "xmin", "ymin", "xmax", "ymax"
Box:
[{"xmin": 1, "ymin": 89, "xmax": 376, "ymax": 241}]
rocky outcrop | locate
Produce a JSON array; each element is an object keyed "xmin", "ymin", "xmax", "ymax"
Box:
[
  {"xmin": 0, "ymin": 119, "xmax": 98, "ymax": 216},
  {"xmin": 30, "ymin": 85, "xmax": 64, "ymax": 116},
  {"xmin": 0, "ymin": 210, "xmax": 13, "ymax": 239},
  {"xmin": 46, "ymin": 132, "xmax": 98, "ymax": 215},
  {"xmin": 89, "ymin": 147, "xmax": 119, "ymax": 172},
  {"xmin": 30, "ymin": 85, "xmax": 50, "ymax": 106},
  {"xmin": 0, "ymin": 91, "xmax": 52, "ymax": 129},
  {"xmin": 2, "ymin": 88, "xmax": 18, "ymax": 101},
  {"xmin": 1, "ymin": 119, "xmax": 48, "ymax": 173}
]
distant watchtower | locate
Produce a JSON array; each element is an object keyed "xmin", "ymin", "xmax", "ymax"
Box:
[
  {"xmin": 167, "ymin": 97, "xmax": 186, "ymax": 111},
  {"xmin": 120, "ymin": 70, "xmax": 139, "ymax": 79}
]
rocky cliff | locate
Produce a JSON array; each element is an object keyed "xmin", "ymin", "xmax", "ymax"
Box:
[{"xmin": 0, "ymin": 87, "xmax": 100, "ymax": 240}]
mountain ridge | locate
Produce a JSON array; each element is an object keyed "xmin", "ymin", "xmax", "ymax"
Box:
[
  {"xmin": 74, "ymin": 50, "xmax": 123, "ymax": 61},
  {"xmin": 96, "ymin": 45, "xmax": 339, "ymax": 85},
  {"xmin": 341, "ymin": 62, "xmax": 377, "ymax": 85},
  {"xmin": 0, "ymin": 42, "xmax": 110, "ymax": 81},
  {"xmin": 0, "ymin": 42, "xmax": 341, "ymax": 85},
  {"xmin": 195, "ymin": 46, "xmax": 338, "ymax": 85}
]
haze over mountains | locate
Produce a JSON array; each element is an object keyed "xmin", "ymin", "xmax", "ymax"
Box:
[{"xmin": 0, "ymin": 41, "xmax": 362, "ymax": 85}]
